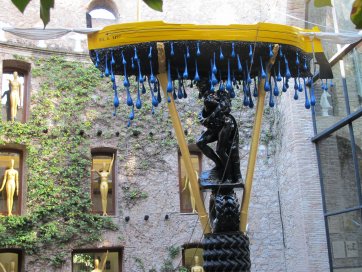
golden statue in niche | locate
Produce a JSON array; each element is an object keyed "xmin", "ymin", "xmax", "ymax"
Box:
[
  {"xmin": 8, "ymin": 71, "xmax": 21, "ymax": 122},
  {"xmin": 91, "ymin": 251, "xmax": 108, "ymax": 272},
  {"xmin": 0, "ymin": 159, "xmax": 19, "ymax": 216},
  {"xmin": 191, "ymin": 256, "xmax": 204, "ymax": 272},
  {"xmin": 92, "ymin": 155, "xmax": 115, "ymax": 216}
]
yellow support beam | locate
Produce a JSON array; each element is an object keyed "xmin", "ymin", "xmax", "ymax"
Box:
[
  {"xmin": 240, "ymin": 44, "xmax": 280, "ymax": 233},
  {"xmin": 88, "ymin": 21, "xmax": 323, "ymax": 54},
  {"xmin": 157, "ymin": 42, "xmax": 211, "ymax": 234}
]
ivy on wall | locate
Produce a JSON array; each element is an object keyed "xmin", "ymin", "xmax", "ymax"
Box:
[{"xmin": 0, "ymin": 56, "xmax": 117, "ymax": 267}]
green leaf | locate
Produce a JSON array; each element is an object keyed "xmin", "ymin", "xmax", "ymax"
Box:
[
  {"xmin": 40, "ymin": 0, "xmax": 55, "ymax": 28},
  {"xmin": 142, "ymin": 0, "xmax": 163, "ymax": 12},
  {"xmin": 11, "ymin": 0, "xmax": 31, "ymax": 13},
  {"xmin": 314, "ymin": 0, "xmax": 332, "ymax": 7}
]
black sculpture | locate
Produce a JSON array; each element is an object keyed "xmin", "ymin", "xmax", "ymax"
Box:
[{"xmin": 197, "ymin": 84, "xmax": 242, "ymax": 185}]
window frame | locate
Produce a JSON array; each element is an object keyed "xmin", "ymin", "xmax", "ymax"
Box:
[
  {"xmin": 178, "ymin": 144, "xmax": 203, "ymax": 214},
  {"xmin": 71, "ymin": 247, "xmax": 123, "ymax": 272},
  {"xmin": 181, "ymin": 243, "xmax": 204, "ymax": 268},
  {"xmin": 90, "ymin": 147, "xmax": 117, "ymax": 216},
  {"xmin": 0, "ymin": 148, "xmax": 24, "ymax": 216},
  {"xmin": 2, "ymin": 60, "xmax": 31, "ymax": 123},
  {"xmin": 0, "ymin": 248, "xmax": 23, "ymax": 272}
]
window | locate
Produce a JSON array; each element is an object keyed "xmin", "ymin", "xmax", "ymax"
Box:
[
  {"xmin": 182, "ymin": 243, "xmax": 204, "ymax": 270},
  {"xmin": 0, "ymin": 149, "xmax": 23, "ymax": 216},
  {"xmin": 178, "ymin": 145, "xmax": 202, "ymax": 213},
  {"xmin": 0, "ymin": 249, "xmax": 22, "ymax": 272},
  {"xmin": 1, "ymin": 60, "xmax": 31, "ymax": 123},
  {"xmin": 86, "ymin": 0, "xmax": 118, "ymax": 28},
  {"xmin": 91, "ymin": 148, "xmax": 116, "ymax": 216},
  {"xmin": 72, "ymin": 248, "xmax": 123, "ymax": 272}
]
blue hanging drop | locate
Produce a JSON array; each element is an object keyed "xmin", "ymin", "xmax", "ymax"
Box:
[
  {"xmin": 249, "ymin": 44, "xmax": 253, "ymax": 58},
  {"xmin": 264, "ymin": 78, "xmax": 271, "ymax": 92},
  {"xmin": 126, "ymin": 87, "xmax": 133, "ymax": 107},
  {"xmin": 249, "ymin": 90, "xmax": 254, "ymax": 108},
  {"xmin": 279, "ymin": 45, "xmax": 283, "ymax": 57},
  {"xmin": 226, "ymin": 59, "xmax": 232, "ymax": 92},
  {"xmin": 285, "ymin": 56, "xmax": 291, "ymax": 79},
  {"xmin": 129, "ymin": 106, "xmax": 135, "ymax": 120},
  {"xmin": 111, "ymin": 51, "xmax": 115, "ymax": 65},
  {"xmin": 110, "ymin": 63, "xmax": 115, "ymax": 82},
  {"xmin": 122, "ymin": 51, "xmax": 127, "ymax": 65},
  {"xmin": 142, "ymin": 83, "xmax": 146, "ymax": 94},
  {"xmin": 237, "ymin": 54, "xmax": 242, "ymax": 72},
  {"xmin": 253, "ymin": 77, "xmax": 258, "ymax": 97},
  {"xmin": 148, "ymin": 80, "xmax": 159, "ymax": 107},
  {"xmin": 298, "ymin": 76, "xmax": 303, "ymax": 92},
  {"xmin": 246, "ymin": 60, "xmax": 251, "ymax": 84},
  {"xmin": 310, "ymin": 81, "xmax": 316, "ymax": 106},
  {"xmin": 148, "ymin": 46, "xmax": 153, "ymax": 59},
  {"xmin": 230, "ymin": 88, "xmax": 235, "ymax": 98},
  {"xmin": 269, "ymin": 91, "xmax": 275, "ymax": 107},
  {"xmin": 269, "ymin": 44, "xmax": 273, "ymax": 58},
  {"xmin": 178, "ymin": 79, "xmax": 183, "ymax": 99},
  {"xmin": 167, "ymin": 94, "xmax": 171, "ymax": 103},
  {"xmin": 194, "ymin": 60, "xmax": 200, "ymax": 82},
  {"xmin": 186, "ymin": 46, "xmax": 190, "ymax": 59},
  {"xmin": 136, "ymin": 82, "xmax": 142, "ymax": 109},
  {"xmin": 212, "ymin": 52, "xmax": 217, "ymax": 74},
  {"xmin": 134, "ymin": 47, "xmax": 138, "ymax": 61},
  {"xmin": 196, "ymin": 42, "xmax": 201, "ymax": 56},
  {"xmin": 303, "ymin": 58, "xmax": 308, "ymax": 71},
  {"xmin": 260, "ymin": 57, "xmax": 266, "ymax": 79},
  {"xmin": 293, "ymin": 78, "xmax": 299, "ymax": 100},
  {"xmin": 243, "ymin": 83, "xmax": 250, "ymax": 107},
  {"xmin": 170, "ymin": 42, "xmax": 174, "ymax": 56},
  {"xmin": 231, "ymin": 43, "xmax": 236, "ymax": 58},
  {"xmin": 219, "ymin": 46, "xmax": 224, "ymax": 60},
  {"xmin": 137, "ymin": 59, "xmax": 144, "ymax": 83},
  {"xmin": 303, "ymin": 78, "xmax": 310, "ymax": 109},
  {"xmin": 131, "ymin": 57, "xmax": 135, "ymax": 70},
  {"xmin": 273, "ymin": 77, "xmax": 279, "ymax": 96},
  {"xmin": 124, "ymin": 74, "xmax": 130, "ymax": 88},
  {"xmin": 127, "ymin": 120, "xmax": 131, "ymax": 127},
  {"xmin": 282, "ymin": 77, "xmax": 287, "ymax": 92},
  {"xmin": 277, "ymin": 61, "xmax": 282, "ymax": 81},
  {"xmin": 151, "ymin": 106, "xmax": 155, "ymax": 115},
  {"xmin": 183, "ymin": 54, "xmax": 188, "ymax": 79},
  {"xmin": 296, "ymin": 51, "xmax": 300, "ymax": 66},
  {"xmin": 95, "ymin": 51, "xmax": 99, "ymax": 68},
  {"xmin": 104, "ymin": 53, "xmax": 110, "ymax": 77},
  {"xmin": 114, "ymin": 90, "xmax": 119, "ymax": 108},
  {"xmin": 150, "ymin": 60, "xmax": 156, "ymax": 83},
  {"xmin": 167, "ymin": 61, "xmax": 173, "ymax": 93}
]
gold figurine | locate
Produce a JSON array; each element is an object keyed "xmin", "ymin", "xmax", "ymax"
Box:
[
  {"xmin": 0, "ymin": 159, "xmax": 19, "ymax": 216},
  {"xmin": 191, "ymin": 256, "xmax": 204, "ymax": 272},
  {"xmin": 9, "ymin": 71, "xmax": 21, "ymax": 122},
  {"xmin": 91, "ymin": 251, "xmax": 108, "ymax": 272},
  {"xmin": 92, "ymin": 155, "xmax": 115, "ymax": 216}
]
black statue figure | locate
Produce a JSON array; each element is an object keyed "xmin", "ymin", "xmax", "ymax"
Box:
[{"xmin": 196, "ymin": 85, "xmax": 242, "ymax": 184}]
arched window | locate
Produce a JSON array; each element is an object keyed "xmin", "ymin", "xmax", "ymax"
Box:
[
  {"xmin": 178, "ymin": 145, "xmax": 203, "ymax": 213},
  {"xmin": 182, "ymin": 243, "xmax": 204, "ymax": 269},
  {"xmin": 91, "ymin": 148, "xmax": 116, "ymax": 216},
  {"xmin": 0, "ymin": 148, "xmax": 23, "ymax": 216},
  {"xmin": 0, "ymin": 249, "xmax": 23, "ymax": 272},
  {"xmin": 1, "ymin": 60, "xmax": 31, "ymax": 123},
  {"xmin": 86, "ymin": 0, "xmax": 119, "ymax": 28}
]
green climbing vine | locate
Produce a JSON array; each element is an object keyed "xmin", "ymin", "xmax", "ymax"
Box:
[{"xmin": 0, "ymin": 56, "xmax": 117, "ymax": 267}]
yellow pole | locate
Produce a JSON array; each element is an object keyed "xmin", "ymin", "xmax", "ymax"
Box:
[
  {"xmin": 156, "ymin": 42, "xmax": 211, "ymax": 234},
  {"xmin": 240, "ymin": 44, "xmax": 279, "ymax": 233}
]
